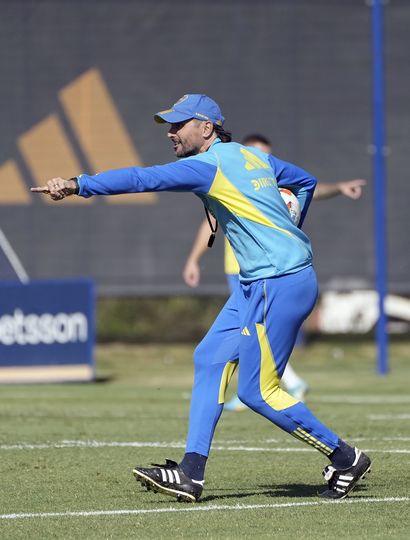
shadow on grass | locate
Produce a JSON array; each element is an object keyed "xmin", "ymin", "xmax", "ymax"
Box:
[
  {"xmin": 200, "ymin": 482, "xmax": 370, "ymax": 502},
  {"xmin": 259, "ymin": 483, "xmax": 325, "ymax": 498},
  {"xmin": 54, "ymin": 375, "xmax": 115, "ymax": 385},
  {"xmin": 94, "ymin": 375, "xmax": 115, "ymax": 383},
  {"xmin": 199, "ymin": 486, "xmax": 319, "ymax": 503}
]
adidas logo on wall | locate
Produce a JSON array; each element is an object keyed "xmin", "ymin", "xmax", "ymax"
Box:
[{"xmin": 0, "ymin": 68, "xmax": 156, "ymax": 206}]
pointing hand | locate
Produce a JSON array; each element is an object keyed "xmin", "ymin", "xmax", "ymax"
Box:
[{"xmin": 31, "ymin": 177, "xmax": 78, "ymax": 200}]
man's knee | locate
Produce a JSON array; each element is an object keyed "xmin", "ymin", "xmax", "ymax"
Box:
[
  {"xmin": 237, "ymin": 384, "xmax": 269, "ymax": 411},
  {"xmin": 193, "ymin": 339, "xmax": 218, "ymax": 372},
  {"xmin": 238, "ymin": 382, "xmax": 290, "ymax": 412},
  {"xmin": 194, "ymin": 337, "xmax": 238, "ymax": 373}
]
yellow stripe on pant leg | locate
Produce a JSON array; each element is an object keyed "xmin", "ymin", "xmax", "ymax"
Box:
[
  {"xmin": 256, "ymin": 323, "xmax": 299, "ymax": 411},
  {"xmin": 295, "ymin": 427, "xmax": 333, "ymax": 455},
  {"xmin": 292, "ymin": 430, "xmax": 333, "ymax": 456},
  {"xmin": 218, "ymin": 361, "xmax": 238, "ymax": 404},
  {"xmin": 297, "ymin": 427, "xmax": 333, "ymax": 453}
]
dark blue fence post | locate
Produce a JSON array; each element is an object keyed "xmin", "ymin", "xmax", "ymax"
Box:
[{"xmin": 372, "ymin": 0, "xmax": 388, "ymax": 374}]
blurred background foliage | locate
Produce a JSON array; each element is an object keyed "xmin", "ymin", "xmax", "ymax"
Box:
[{"xmin": 96, "ymin": 296, "xmax": 227, "ymax": 342}]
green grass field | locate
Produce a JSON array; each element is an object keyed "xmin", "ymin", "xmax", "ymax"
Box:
[{"xmin": 1, "ymin": 340, "xmax": 410, "ymax": 539}]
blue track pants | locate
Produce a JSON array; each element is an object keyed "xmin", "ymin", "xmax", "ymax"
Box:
[{"xmin": 186, "ymin": 265, "xmax": 339, "ymax": 457}]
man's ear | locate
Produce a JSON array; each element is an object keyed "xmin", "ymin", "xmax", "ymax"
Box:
[{"xmin": 202, "ymin": 121, "xmax": 214, "ymax": 138}]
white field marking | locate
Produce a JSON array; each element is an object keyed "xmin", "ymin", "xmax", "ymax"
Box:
[
  {"xmin": 1, "ymin": 440, "xmax": 410, "ymax": 454},
  {"xmin": 2, "ymin": 413, "xmax": 186, "ymax": 422},
  {"xmin": 221, "ymin": 437, "xmax": 410, "ymax": 444},
  {"xmin": 310, "ymin": 395, "xmax": 410, "ymax": 404},
  {"xmin": 0, "ymin": 441, "xmax": 310, "ymax": 452},
  {"xmin": 218, "ymin": 437, "xmax": 410, "ymax": 444},
  {"xmin": 3, "ymin": 434, "xmax": 409, "ymax": 445},
  {"xmin": 368, "ymin": 414, "xmax": 410, "ymax": 421},
  {"xmin": 4, "ymin": 394, "xmax": 409, "ymax": 406},
  {"xmin": 217, "ymin": 436, "xmax": 410, "ymax": 444},
  {"xmin": 1, "ymin": 497, "xmax": 409, "ymax": 521},
  {"xmin": 0, "ymin": 441, "xmax": 185, "ymax": 451},
  {"xmin": 0, "ymin": 408, "xmax": 407, "ymax": 425},
  {"xmin": 0, "ymin": 411, "xmax": 152, "ymax": 419},
  {"xmin": 217, "ymin": 439, "xmax": 279, "ymax": 443},
  {"xmin": 351, "ymin": 437, "xmax": 410, "ymax": 442}
]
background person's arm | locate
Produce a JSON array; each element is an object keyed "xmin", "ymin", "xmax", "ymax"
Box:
[{"xmin": 314, "ymin": 179, "xmax": 366, "ymax": 200}]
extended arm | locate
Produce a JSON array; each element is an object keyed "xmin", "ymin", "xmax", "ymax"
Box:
[
  {"xmin": 314, "ymin": 179, "xmax": 366, "ymax": 200},
  {"xmin": 31, "ymin": 157, "xmax": 218, "ymax": 200}
]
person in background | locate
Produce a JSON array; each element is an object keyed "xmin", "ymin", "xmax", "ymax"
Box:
[{"xmin": 183, "ymin": 133, "xmax": 366, "ymax": 410}]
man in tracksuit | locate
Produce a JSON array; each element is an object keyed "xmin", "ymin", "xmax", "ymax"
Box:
[{"xmin": 32, "ymin": 94, "xmax": 371, "ymax": 502}]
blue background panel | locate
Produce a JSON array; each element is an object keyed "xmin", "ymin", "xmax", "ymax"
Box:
[{"xmin": 0, "ymin": 280, "xmax": 95, "ymax": 372}]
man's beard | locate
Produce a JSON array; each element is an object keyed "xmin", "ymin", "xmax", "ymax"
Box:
[
  {"xmin": 174, "ymin": 140, "xmax": 199, "ymax": 158},
  {"xmin": 178, "ymin": 148, "xmax": 198, "ymax": 158}
]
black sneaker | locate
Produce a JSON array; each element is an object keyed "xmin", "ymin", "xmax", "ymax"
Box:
[
  {"xmin": 320, "ymin": 448, "xmax": 372, "ymax": 499},
  {"xmin": 133, "ymin": 459, "xmax": 203, "ymax": 503}
]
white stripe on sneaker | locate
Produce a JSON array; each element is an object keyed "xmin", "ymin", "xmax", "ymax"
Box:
[
  {"xmin": 160, "ymin": 469, "xmax": 167, "ymax": 482},
  {"xmin": 166, "ymin": 469, "xmax": 173, "ymax": 483},
  {"xmin": 337, "ymin": 480, "xmax": 350, "ymax": 487},
  {"xmin": 173, "ymin": 470, "xmax": 181, "ymax": 484}
]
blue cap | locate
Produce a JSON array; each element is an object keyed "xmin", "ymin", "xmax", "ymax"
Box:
[{"xmin": 154, "ymin": 94, "xmax": 224, "ymax": 126}]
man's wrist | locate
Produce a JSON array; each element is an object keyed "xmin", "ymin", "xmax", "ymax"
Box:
[{"xmin": 69, "ymin": 177, "xmax": 80, "ymax": 195}]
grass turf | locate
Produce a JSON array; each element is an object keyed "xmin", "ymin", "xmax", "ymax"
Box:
[{"xmin": 0, "ymin": 340, "xmax": 409, "ymax": 539}]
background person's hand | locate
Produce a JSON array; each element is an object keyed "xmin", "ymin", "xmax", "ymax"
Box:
[
  {"xmin": 183, "ymin": 259, "xmax": 201, "ymax": 288},
  {"xmin": 337, "ymin": 179, "xmax": 367, "ymax": 200}
]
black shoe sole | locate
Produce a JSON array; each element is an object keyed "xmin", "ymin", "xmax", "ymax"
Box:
[
  {"xmin": 133, "ymin": 468, "xmax": 198, "ymax": 503},
  {"xmin": 320, "ymin": 462, "xmax": 372, "ymax": 500}
]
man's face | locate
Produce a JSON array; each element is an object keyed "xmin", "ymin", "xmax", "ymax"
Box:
[{"xmin": 167, "ymin": 119, "xmax": 211, "ymax": 158}]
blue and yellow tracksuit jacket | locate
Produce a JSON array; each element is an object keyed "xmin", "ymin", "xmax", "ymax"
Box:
[{"xmin": 77, "ymin": 138, "xmax": 317, "ymax": 282}]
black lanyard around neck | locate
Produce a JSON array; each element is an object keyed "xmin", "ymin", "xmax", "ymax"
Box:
[{"xmin": 205, "ymin": 207, "xmax": 218, "ymax": 248}]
